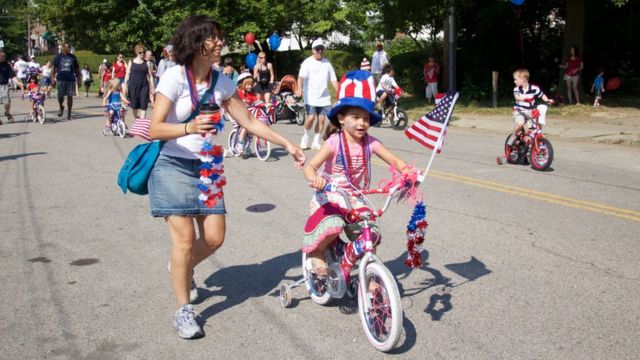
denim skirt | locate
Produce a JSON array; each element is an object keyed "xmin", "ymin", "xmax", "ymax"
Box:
[{"xmin": 148, "ymin": 154, "xmax": 226, "ymax": 217}]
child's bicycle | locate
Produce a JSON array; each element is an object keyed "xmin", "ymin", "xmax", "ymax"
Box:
[
  {"xmin": 102, "ymin": 102, "xmax": 127, "ymax": 138},
  {"xmin": 497, "ymin": 104, "xmax": 554, "ymax": 171},
  {"xmin": 376, "ymin": 88, "xmax": 409, "ymax": 130},
  {"xmin": 24, "ymin": 92, "xmax": 47, "ymax": 124},
  {"xmin": 279, "ymin": 172, "xmax": 416, "ymax": 352},
  {"xmin": 227, "ymin": 102, "xmax": 272, "ymax": 161}
]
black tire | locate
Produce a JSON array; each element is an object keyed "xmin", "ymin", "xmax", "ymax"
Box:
[
  {"xmin": 393, "ymin": 108, "xmax": 408, "ymax": 130},
  {"xmin": 504, "ymin": 135, "xmax": 520, "ymax": 164},
  {"xmin": 295, "ymin": 107, "xmax": 305, "ymax": 126},
  {"xmin": 530, "ymin": 137, "xmax": 554, "ymax": 171}
]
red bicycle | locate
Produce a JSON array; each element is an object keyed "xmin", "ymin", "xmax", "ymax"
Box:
[{"xmin": 499, "ymin": 105, "xmax": 554, "ymax": 171}]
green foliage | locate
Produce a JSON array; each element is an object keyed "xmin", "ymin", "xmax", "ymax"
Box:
[{"xmin": 37, "ymin": 52, "xmax": 117, "ymax": 73}]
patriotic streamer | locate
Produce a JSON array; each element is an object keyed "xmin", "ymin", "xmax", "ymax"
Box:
[
  {"xmin": 405, "ymin": 201, "xmax": 428, "ymax": 268},
  {"xmin": 197, "ymin": 111, "xmax": 226, "ymax": 208}
]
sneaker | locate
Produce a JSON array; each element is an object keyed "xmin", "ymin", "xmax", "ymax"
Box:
[
  {"xmin": 299, "ymin": 134, "xmax": 310, "ymax": 150},
  {"xmin": 234, "ymin": 142, "xmax": 244, "ymax": 156},
  {"xmin": 173, "ymin": 304, "xmax": 203, "ymax": 339},
  {"xmin": 311, "ymin": 134, "xmax": 322, "ymax": 150},
  {"xmin": 167, "ymin": 262, "xmax": 199, "ymax": 303}
]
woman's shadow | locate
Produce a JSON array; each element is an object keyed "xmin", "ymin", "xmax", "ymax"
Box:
[{"xmin": 198, "ymin": 251, "xmax": 301, "ymax": 325}]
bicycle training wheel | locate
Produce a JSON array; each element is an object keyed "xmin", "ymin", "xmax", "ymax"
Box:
[
  {"xmin": 37, "ymin": 105, "xmax": 45, "ymax": 124},
  {"xmin": 117, "ymin": 120, "xmax": 127, "ymax": 138},
  {"xmin": 393, "ymin": 108, "xmax": 408, "ymax": 130},
  {"xmin": 254, "ymin": 137, "xmax": 271, "ymax": 161},
  {"xmin": 530, "ymin": 137, "xmax": 554, "ymax": 171},
  {"xmin": 358, "ymin": 262, "xmax": 403, "ymax": 352},
  {"xmin": 302, "ymin": 252, "xmax": 332, "ymax": 306}
]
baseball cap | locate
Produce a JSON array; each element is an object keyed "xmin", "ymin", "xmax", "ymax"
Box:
[
  {"xmin": 102, "ymin": 59, "xmax": 107, "ymax": 63},
  {"xmin": 30, "ymin": 55, "xmax": 35, "ymax": 59},
  {"xmin": 311, "ymin": 38, "xmax": 324, "ymax": 50}
]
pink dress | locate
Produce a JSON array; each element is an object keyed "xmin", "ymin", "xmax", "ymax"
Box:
[{"xmin": 302, "ymin": 133, "xmax": 381, "ymax": 253}]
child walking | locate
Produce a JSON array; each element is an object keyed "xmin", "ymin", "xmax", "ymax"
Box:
[
  {"xmin": 302, "ymin": 70, "xmax": 414, "ymax": 280},
  {"xmin": 102, "ymin": 78, "xmax": 129, "ymax": 129},
  {"xmin": 591, "ymin": 68, "xmax": 605, "ymax": 106},
  {"xmin": 81, "ymin": 64, "xmax": 92, "ymax": 97}
]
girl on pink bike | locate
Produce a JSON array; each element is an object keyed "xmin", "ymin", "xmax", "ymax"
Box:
[{"xmin": 302, "ymin": 70, "xmax": 415, "ymax": 278}]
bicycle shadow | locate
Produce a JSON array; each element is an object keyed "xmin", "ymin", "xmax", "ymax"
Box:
[
  {"xmin": 198, "ymin": 251, "xmax": 301, "ymax": 325},
  {"xmin": 0, "ymin": 132, "xmax": 29, "ymax": 139},
  {"xmin": 0, "ymin": 152, "xmax": 47, "ymax": 161}
]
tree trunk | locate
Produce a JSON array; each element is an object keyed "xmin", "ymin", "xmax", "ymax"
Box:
[{"xmin": 558, "ymin": 0, "xmax": 585, "ymax": 102}]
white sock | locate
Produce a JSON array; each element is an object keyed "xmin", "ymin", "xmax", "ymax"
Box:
[{"xmin": 304, "ymin": 128, "xmax": 309, "ymax": 137}]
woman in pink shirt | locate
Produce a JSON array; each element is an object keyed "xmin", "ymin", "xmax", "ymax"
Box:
[{"xmin": 559, "ymin": 45, "xmax": 584, "ymax": 105}]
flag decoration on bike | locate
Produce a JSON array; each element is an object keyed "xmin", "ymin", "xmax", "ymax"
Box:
[
  {"xmin": 404, "ymin": 92, "xmax": 459, "ymax": 152},
  {"xmin": 405, "ymin": 201, "xmax": 428, "ymax": 268}
]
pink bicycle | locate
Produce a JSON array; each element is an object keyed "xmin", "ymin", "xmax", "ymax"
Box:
[{"xmin": 279, "ymin": 172, "xmax": 417, "ymax": 352}]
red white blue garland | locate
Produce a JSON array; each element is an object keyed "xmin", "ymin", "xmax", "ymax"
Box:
[
  {"xmin": 405, "ymin": 201, "xmax": 428, "ymax": 268},
  {"xmin": 197, "ymin": 110, "xmax": 226, "ymax": 208}
]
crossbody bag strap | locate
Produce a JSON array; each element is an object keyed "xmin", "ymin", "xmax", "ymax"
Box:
[{"xmin": 181, "ymin": 66, "xmax": 219, "ymax": 124}]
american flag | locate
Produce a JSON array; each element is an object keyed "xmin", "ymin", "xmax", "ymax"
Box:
[
  {"xmin": 129, "ymin": 118, "xmax": 152, "ymax": 141},
  {"xmin": 404, "ymin": 92, "xmax": 459, "ymax": 152}
]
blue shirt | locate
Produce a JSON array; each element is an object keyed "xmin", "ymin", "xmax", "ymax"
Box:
[{"xmin": 53, "ymin": 53, "xmax": 79, "ymax": 82}]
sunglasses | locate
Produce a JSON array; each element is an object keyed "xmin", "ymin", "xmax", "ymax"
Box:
[
  {"xmin": 259, "ymin": 56, "xmax": 265, "ymax": 59},
  {"xmin": 313, "ymin": 46, "xmax": 325, "ymax": 52}
]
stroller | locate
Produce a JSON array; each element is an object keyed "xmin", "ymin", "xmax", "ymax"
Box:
[{"xmin": 272, "ymin": 75, "xmax": 305, "ymax": 125}]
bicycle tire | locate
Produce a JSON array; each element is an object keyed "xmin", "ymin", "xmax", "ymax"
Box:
[
  {"xmin": 254, "ymin": 137, "xmax": 271, "ymax": 161},
  {"xmin": 358, "ymin": 261, "xmax": 403, "ymax": 352},
  {"xmin": 504, "ymin": 135, "xmax": 520, "ymax": 164},
  {"xmin": 530, "ymin": 137, "xmax": 554, "ymax": 171},
  {"xmin": 37, "ymin": 105, "xmax": 45, "ymax": 124},
  {"xmin": 295, "ymin": 108, "xmax": 305, "ymax": 126},
  {"xmin": 117, "ymin": 120, "xmax": 126, "ymax": 138},
  {"xmin": 393, "ymin": 108, "xmax": 408, "ymax": 130},
  {"xmin": 302, "ymin": 253, "xmax": 332, "ymax": 306},
  {"xmin": 227, "ymin": 128, "xmax": 240, "ymax": 156}
]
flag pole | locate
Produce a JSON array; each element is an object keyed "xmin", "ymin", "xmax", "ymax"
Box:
[{"xmin": 417, "ymin": 92, "xmax": 459, "ymax": 184}]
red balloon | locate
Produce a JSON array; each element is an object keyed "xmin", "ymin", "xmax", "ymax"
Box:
[
  {"xmin": 606, "ymin": 77, "xmax": 621, "ymax": 91},
  {"xmin": 245, "ymin": 32, "xmax": 255, "ymax": 45}
]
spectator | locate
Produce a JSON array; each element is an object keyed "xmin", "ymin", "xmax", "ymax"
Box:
[
  {"xmin": 112, "ymin": 53, "xmax": 127, "ymax": 84},
  {"xmin": 222, "ymin": 56, "xmax": 239, "ymax": 85},
  {"xmin": 559, "ymin": 45, "xmax": 584, "ymax": 105},
  {"xmin": 423, "ymin": 56, "xmax": 440, "ymax": 104},
  {"xmin": 124, "ymin": 43, "xmax": 154, "ymax": 119},
  {"xmin": 0, "ymin": 50, "xmax": 23, "ymax": 124},
  {"xmin": 13, "ymin": 56, "xmax": 28, "ymax": 89},
  {"xmin": 53, "ymin": 42, "xmax": 80, "ymax": 119},
  {"xmin": 98, "ymin": 59, "xmax": 108, "ymax": 96},
  {"xmin": 253, "ymin": 51, "xmax": 274, "ymax": 104},
  {"xmin": 296, "ymin": 38, "xmax": 339, "ymax": 150},
  {"xmin": 156, "ymin": 45, "xmax": 177, "ymax": 81},
  {"xmin": 371, "ymin": 41, "xmax": 389, "ymax": 84}
]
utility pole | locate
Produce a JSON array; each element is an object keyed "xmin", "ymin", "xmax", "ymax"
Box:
[{"xmin": 447, "ymin": 1, "xmax": 456, "ymax": 92}]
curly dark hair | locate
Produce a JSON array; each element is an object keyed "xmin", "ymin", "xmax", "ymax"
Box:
[{"xmin": 170, "ymin": 15, "xmax": 223, "ymax": 66}]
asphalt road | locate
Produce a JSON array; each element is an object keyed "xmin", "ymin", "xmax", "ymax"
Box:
[{"xmin": 1, "ymin": 95, "xmax": 639, "ymax": 359}]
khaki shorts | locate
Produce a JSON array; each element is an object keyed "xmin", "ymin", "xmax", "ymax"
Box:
[
  {"xmin": 512, "ymin": 110, "xmax": 532, "ymax": 126},
  {"xmin": 0, "ymin": 84, "xmax": 10, "ymax": 105}
]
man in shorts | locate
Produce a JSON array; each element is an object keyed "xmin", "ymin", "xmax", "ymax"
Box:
[
  {"xmin": 0, "ymin": 51, "xmax": 23, "ymax": 124},
  {"xmin": 296, "ymin": 38, "xmax": 338, "ymax": 150},
  {"xmin": 53, "ymin": 42, "xmax": 80, "ymax": 119}
]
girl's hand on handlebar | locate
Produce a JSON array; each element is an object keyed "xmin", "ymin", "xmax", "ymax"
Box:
[{"xmin": 308, "ymin": 175, "xmax": 327, "ymax": 191}]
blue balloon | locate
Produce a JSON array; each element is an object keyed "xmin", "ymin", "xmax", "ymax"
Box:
[
  {"xmin": 245, "ymin": 52, "xmax": 257, "ymax": 71},
  {"xmin": 511, "ymin": 0, "xmax": 525, "ymax": 4},
  {"xmin": 268, "ymin": 33, "xmax": 281, "ymax": 51}
]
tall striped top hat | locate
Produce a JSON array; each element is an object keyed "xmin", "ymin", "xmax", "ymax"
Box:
[{"xmin": 328, "ymin": 70, "xmax": 382, "ymax": 127}]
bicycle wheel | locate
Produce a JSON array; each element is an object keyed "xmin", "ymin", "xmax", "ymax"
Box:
[
  {"xmin": 530, "ymin": 137, "xmax": 554, "ymax": 171},
  {"xmin": 504, "ymin": 135, "xmax": 520, "ymax": 164},
  {"xmin": 227, "ymin": 128, "xmax": 240, "ymax": 155},
  {"xmin": 358, "ymin": 261, "xmax": 403, "ymax": 352},
  {"xmin": 393, "ymin": 108, "xmax": 408, "ymax": 130},
  {"xmin": 117, "ymin": 120, "xmax": 127, "ymax": 138},
  {"xmin": 254, "ymin": 137, "xmax": 271, "ymax": 161},
  {"xmin": 37, "ymin": 105, "xmax": 45, "ymax": 124},
  {"xmin": 302, "ymin": 252, "xmax": 332, "ymax": 306},
  {"xmin": 295, "ymin": 107, "xmax": 305, "ymax": 126}
]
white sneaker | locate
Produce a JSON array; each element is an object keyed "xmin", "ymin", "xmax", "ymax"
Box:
[
  {"xmin": 311, "ymin": 134, "xmax": 322, "ymax": 150},
  {"xmin": 174, "ymin": 304, "xmax": 203, "ymax": 339},
  {"xmin": 299, "ymin": 134, "xmax": 310, "ymax": 150}
]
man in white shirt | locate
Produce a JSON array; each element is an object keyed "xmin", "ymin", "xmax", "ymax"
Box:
[
  {"xmin": 13, "ymin": 56, "xmax": 28, "ymax": 88},
  {"xmin": 296, "ymin": 38, "xmax": 338, "ymax": 150},
  {"xmin": 371, "ymin": 41, "xmax": 389, "ymax": 84}
]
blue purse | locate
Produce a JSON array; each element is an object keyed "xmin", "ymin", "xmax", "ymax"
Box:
[{"xmin": 117, "ymin": 70, "xmax": 219, "ymax": 195}]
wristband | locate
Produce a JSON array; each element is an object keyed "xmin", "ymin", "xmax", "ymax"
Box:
[{"xmin": 184, "ymin": 122, "xmax": 189, "ymax": 135}]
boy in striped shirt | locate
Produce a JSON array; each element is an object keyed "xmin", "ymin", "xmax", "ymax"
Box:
[{"xmin": 509, "ymin": 68, "xmax": 554, "ymax": 145}]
